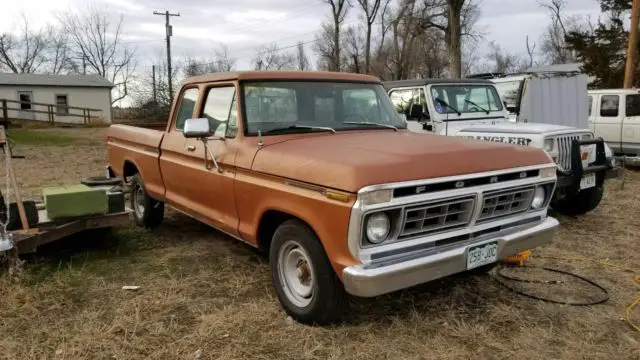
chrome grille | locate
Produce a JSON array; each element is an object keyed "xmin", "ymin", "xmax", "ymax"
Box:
[
  {"xmin": 555, "ymin": 135, "xmax": 580, "ymax": 171},
  {"xmin": 478, "ymin": 187, "xmax": 535, "ymax": 222},
  {"xmin": 400, "ymin": 197, "xmax": 475, "ymax": 239}
]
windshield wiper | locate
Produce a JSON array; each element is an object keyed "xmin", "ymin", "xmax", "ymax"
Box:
[
  {"xmin": 342, "ymin": 121, "xmax": 398, "ymax": 131},
  {"xmin": 261, "ymin": 125, "xmax": 336, "ymax": 134},
  {"xmin": 464, "ymin": 99, "xmax": 490, "ymax": 114},
  {"xmin": 435, "ymin": 98, "xmax": 461, "ymax": 115}
]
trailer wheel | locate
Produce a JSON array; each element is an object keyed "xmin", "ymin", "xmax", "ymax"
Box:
[
  {"xmin": 270, "ymin": 220, "xmax": 347, "ymax": 325},
  {"xmin": 552, "ymin": 185, "xmax": 603, "ymax": 216},
  {"xmin": 130, "ymin": 174, "xmax": 164, "ymax": 229}
]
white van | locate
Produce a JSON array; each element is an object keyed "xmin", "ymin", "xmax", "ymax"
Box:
[{"xmin": 587, "ymin": 89, "xmax": 640, "ymax": 157}]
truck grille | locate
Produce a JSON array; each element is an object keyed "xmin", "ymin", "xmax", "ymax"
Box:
[
  {"xmin": 399, "ymin": 197, "xmax": 475, "ymax": 239},
  {"xmin": 556, "ymin": 135, "xmax": 580, "ymax": 171},
  {"xmin": 478, "ymin": 186, "xmax": 535, "ymax": 222}
]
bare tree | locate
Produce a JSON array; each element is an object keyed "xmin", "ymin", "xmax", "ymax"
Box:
[
  {"xmin": 57, "ymin": 4, "xmax": 136, "ymax": 104},
  {"xmin": 525, "ymin": 35, "xmax": 537, "ymax": 68},
  {"xmin": 356, "ymin": 0, "xmax": 383, "ymax": 73},
  {"xmin": 539, "ymin": 0, "xmax": 578, "ymax": 64},
  {"xmin": 318, "ymin": 0, "xmax": 350, "ymax": 71},
  {"xmin": 296, "ymin": 41, "xmax": 310, "ymax": 70},
  {"xmin": 212, "ymin": 44, "xmax": 235, "ymax": 72},
  {"xmin": 0, "ymin": 14, "xmax": 48, "ymax": 73},
  {"xmin": 252, "ymin": 44, "xmax": 295, "ymax": 70},
  {"xmin": 481, "ymin": 41, "xmax": 528, "ymax": 74},
  {"xmin": 46, "ymin": 26, "xmax": 75, "ymax": 74},
  {"xmin": 344, "ymin": 25, "xmax": 365, "ymax": 73}
]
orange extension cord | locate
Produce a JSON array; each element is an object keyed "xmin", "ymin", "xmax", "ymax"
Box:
[{"xmin": 501, "ymin": 251, "xmax": 639, "ymax": 332}]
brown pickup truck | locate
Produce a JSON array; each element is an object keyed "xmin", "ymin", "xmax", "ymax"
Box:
[{"xmin": 106, "ymin": 71, "xmax": 560, "ymax": 324}]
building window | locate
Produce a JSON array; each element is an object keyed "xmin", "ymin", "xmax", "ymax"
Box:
[{"xmin": 56, "ymin": 95, "xmax": 69, "ymax": 115}]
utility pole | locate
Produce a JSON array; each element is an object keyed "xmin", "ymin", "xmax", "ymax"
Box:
[
  {"xmin": 624, "ymin": 0, "xmax": 640, "ymax": 88},
  {"xmin": 153, "ymin": 10, "xmax": 180, "ymax": 100},
  {"xmin": 152, "ymin": 65, "xmax": 157, "ymax": 103}
]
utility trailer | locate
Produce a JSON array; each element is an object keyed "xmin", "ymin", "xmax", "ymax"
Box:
[
  {"xmin": 7, "ymin": 187, "xmax": 131, "ymax": 255},
  {"xmin": 0, "ymin": 127, "xmax": 132, "ymax": 255}
]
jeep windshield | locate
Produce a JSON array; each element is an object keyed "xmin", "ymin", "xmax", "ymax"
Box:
[
  {"xmin": 430, "ymin": 84, "xmax": 503, "ymax": 115},
  {"xmin": 242, "ymin": 81, "xmax": 406, "ymax": 135}
]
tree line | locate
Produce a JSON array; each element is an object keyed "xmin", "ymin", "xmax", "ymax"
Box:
[{"xmin": 1, "ymin": 0, "xmax": 638, "ymax": 109}]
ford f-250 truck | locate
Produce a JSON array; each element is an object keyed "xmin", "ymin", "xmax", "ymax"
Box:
[{"xmin": 106, "ymin": 71, "xmax": 560, "ymax": 324}]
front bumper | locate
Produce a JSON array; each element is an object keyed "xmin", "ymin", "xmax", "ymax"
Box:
[
  {"xmin": 342, "ymin": 216, "xmax": 559, "ymax": 298},
  {"xmin": 556, "ymin": 138, "xmax": 617, "ymax": 190}
]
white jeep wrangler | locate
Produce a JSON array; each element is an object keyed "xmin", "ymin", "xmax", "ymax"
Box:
[{"xmin": 383, "ymin": 79, "xmax": 619, "ymax": 216}]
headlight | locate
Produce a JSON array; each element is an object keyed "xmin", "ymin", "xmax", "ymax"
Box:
[
  {"xmin": 543, "ymin": 138, "xmax": 554, "ymax": 152},
  {"xmin": 531, "ymin": 186, "xmax": 546, "ymax": 209},
  {"xmin": 366, "ymin": 212, "xmax": 391, "ymax": 244}
]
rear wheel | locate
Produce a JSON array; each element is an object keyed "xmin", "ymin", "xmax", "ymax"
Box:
[
  {"xmin": 130, "ymin": 174, "xmax": 164, "ymax": 229},
  {"xmin": 552, "ymin": 185, "xmax": 603, "ymax": 216},
  {"xmin": 270, "ymin": 220, "xmax": 347, "ymax": 325}
]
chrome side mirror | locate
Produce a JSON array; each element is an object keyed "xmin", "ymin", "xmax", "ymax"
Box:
[
  {"xmin": 182, "ymin": 117, "xmax": 224, "ymax": 173},
  {"xmin": 183, "ymin": 118, "xmax": 212, "ymax": 138}
]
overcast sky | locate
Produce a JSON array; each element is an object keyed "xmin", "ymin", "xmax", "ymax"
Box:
[
  {"xmin": 1, "ymin": 0, "xmax": 604, "ymax": 105},
  {"xmin": 2, "ymin": 0, "xmax": 604, "ymax": 70}
]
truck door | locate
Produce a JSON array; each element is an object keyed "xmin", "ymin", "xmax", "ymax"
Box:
[
  {"xmin": 595, "ymin": 94, "xmax": 623, "ymax": 153},
  {"xmin": 159, "ymin": 84, "xmax": 240, "ymax": 236},
  {"xmin": 622, "ymin": 93, "xmax": 640, "ymax": 155}
]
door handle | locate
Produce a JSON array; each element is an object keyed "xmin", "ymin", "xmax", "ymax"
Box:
[{"xmin": 186, "ymin": 145, "xmax": 196, "ymax": 152}]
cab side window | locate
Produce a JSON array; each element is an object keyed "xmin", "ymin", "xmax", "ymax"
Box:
[
  {"xmin": 175, "ymin": 88, "xmax": 199, "ymax": 130},
  {"xmin": 600, "ymin": 95, "xmax": 619, "ymax": 117},
  {"xmin": 201, "ymin": 86, "xmax": 237, "ymax": 138},
  {"xmin": 389, "ymin": 88, "xmax": 416, "ymax": 115}
]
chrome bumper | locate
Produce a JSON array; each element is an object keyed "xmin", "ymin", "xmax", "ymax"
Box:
[{"xmin": 342, "ymin": 216, "xmax": 559, "ymax": 298}]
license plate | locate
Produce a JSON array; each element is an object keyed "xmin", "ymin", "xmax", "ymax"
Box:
[
  {"xmin": 466, "ymin": 241, "xmax": 498, "ymax": 270},
  {"xmin": 580, "ymin": 173, "xmax": 596, "ymax": 190}
]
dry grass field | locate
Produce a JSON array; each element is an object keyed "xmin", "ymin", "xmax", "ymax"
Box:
[{"xmin": 0, "ymin": 128, "xmax": 638, "ymax": 360}]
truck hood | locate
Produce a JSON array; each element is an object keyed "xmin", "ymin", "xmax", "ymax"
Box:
[
  {"xmin": 251, "ymin": 130, "xmax": 552, "ymax": 193},
  {"xmin": 448, "ymin": 122, "xmax": 591, "ymax": 136}
]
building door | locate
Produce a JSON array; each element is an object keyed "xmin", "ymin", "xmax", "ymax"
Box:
[{"xmin": 17, "ymin": 91, "xmax": 35, "ymax": 120}]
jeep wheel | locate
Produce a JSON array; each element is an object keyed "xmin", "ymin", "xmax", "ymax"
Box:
[
  {"xmin": 270, "ymin": 220, "xmax": 347, "ymax": 325},
  {"xmin": 130, "ymin": 174, "xmax": 164, "ymax": 228},
  {"xmin": 552, "ymin": 185, "xmax": 603, "ymax": 216}
]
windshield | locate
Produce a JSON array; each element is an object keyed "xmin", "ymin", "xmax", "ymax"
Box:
[
  {"xmin": 430, "ymin": 84, "xmax": 503, "ymax": 115},
  {"xmin": 242, "ymin": 81, "xmax": 406, "ymax": 135},
  {"xmin": 493, "ymin": 80, "xmax": 523, "ymax": 113}
]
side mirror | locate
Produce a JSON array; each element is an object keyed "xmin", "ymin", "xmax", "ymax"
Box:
[
  {"xmin": 409, "ymin": 104, "xmax": 424, "ymax": 119},
  {"xmin": 183, "ymin": 118, "xmax": 211, "ymax": 138}
]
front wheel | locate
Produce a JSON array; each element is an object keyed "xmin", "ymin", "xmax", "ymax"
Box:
[
  {"xmin": 130, "ymin": 174, "xmax": 164, "ymax": 228},
  {"xmin": 551, "ymin": 185, "xmax": 603, "ymax": 216},
  {"xmin": 270, "ymin": 220, "xmax": 347, "ymax": 325}
]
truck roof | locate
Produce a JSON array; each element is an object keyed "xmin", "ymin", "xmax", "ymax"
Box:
[
  {"xmin": 182, "ymin": 71, "xmax": 381, "ymax": 85},
  {"xmin": 382, "ymin": 78, "xmax": 493, "ymax": 91}
]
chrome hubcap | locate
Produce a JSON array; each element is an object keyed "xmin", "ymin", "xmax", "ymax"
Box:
[
  {"xmin": 134, "ymin": 185, "xmax": 145, "ymax": 218},
  {"xmin": 277, "ymin": 240, "xmax": 314, "ymax": 307}
]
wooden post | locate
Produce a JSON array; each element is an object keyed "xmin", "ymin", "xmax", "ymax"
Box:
[
  {"xmin": 624, "ymin": 0, "xmax": 640, "ymax": 88},
  {"xmin": 87, "ymin": 109, "xmax": 91, "ymax": 125},
  {"xmin": 1, "ymin": 99, "xmax": 7, "ymax": 128},
  {"xmin": 0, "ymin": 127, "xmax": 28, "ymax": 230}
]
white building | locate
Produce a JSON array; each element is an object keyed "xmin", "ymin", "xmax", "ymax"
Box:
[{"xmin": 0, "ymin": 73, "xmax": 114, "ymax": 124}]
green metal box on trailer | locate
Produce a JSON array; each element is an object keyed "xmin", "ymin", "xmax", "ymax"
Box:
[{"xmin": 42, "ymin": 184, "xmax": 108, "ymax": 220}]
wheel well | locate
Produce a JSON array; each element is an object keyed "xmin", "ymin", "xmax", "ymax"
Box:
[
  {"xmin": 257, "ymin": 210, "xmax": 306, "ymax": 252},
  {"xmin": 123, "ymin": 161, "xmax": 138, "ymax": 179}
]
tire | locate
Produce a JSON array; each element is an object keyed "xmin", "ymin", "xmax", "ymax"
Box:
[
  {"xmin": 130, "ymin": 174, "xmax": 164, "ymax": 228},
  {"xmin": 81, "ymin": 176, "xmax": 122, "ymax": 187},
  {"xmin": 270, "ymin": 220, "xmax": 347, "ymax": 325},
  {"xmin": 551, "ymin": 185, "xmax": 603, "ymax": 216}
]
